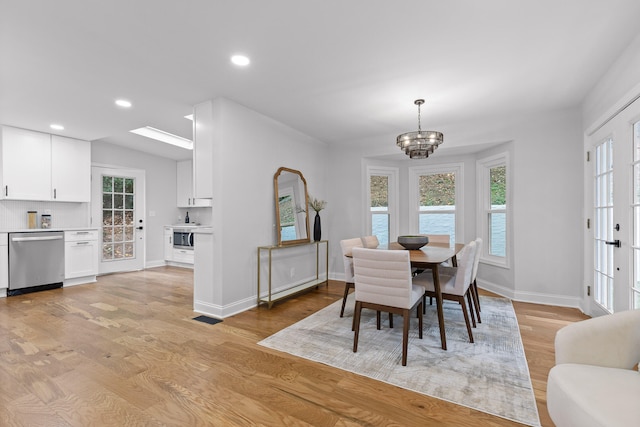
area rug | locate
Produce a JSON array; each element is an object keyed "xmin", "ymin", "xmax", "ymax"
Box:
[{"xmin": 258, "ymin": 294, "xmax": 540, "ymax": 426}]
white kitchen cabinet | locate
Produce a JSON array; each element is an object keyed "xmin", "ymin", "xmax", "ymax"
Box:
[
  {"xmin": 0, "ymin": 126, "xmax": 91, "ymax": 202},
  {"xmin": 193, "ymin": 100, "xmax": 213, "ymax": 199},
  {"xmin": 0, "ymin": 126, "xmax": 52, "ymax": 200},
  {"xmin": 64, "ymin": 230, "xmax": 98, "ymax": 279},
  {"xmin": 177, "ymin": 159, "xmax": 211, "ymax": 207},
  {"xmin": 0, "ymin": 233, "xmax": 8, "ymax": 291},
  {"xmin": 51, "ymin": 135, "xmax": 91, "ymax": 202},
  {"xmin": 164, "ymin": 227, "xmax": 174, "ymax": 261},
  {"xmin": 172, "ymin": 247, "xmax": 194, "ymax": 264}
]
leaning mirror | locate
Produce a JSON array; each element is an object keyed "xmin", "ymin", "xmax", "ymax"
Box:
[{"xmin": 274, "ymin": 167, "xmax": 310, "ymax": 246}]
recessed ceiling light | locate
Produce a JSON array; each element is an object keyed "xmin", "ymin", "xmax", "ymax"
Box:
[
  {"xmin": 50, "ymin": 124, "xmax": 64, "ymax": 130},
  {"xmin": 115, "ymin": 99, "xmax": 132, "ymax": 108},
  {"xmin": 184, "ymin": 114, "xmax": 193, "ymax": 121},
  {"xmin": 231, "ymin": 55, "xmax": 250, "ymax": 66},
  {"xmin": 130, "ymin": 126, "xmax": 193, "ymax": 150}
]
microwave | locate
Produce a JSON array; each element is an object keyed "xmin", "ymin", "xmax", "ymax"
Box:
[{"xmin": 173, "ymin": 229, "xmax": 194, "ymax": 249}]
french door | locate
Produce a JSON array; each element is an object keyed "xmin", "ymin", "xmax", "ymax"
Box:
[
  {"xmin": 588, "ymin": 97, "xmax": 640, "ymax": 315},
  {"xmin": 91, "ymin": 167, "xmax": 145, "ymax": 274}
]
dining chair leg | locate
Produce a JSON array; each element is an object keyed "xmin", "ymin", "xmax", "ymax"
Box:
[
  {"xmin": 353, "ymin": 301, "xmax": 362, "ymax": 352},
  {"xmin": 459, "ymin": 296, "xmax": 474, "ymax": 343},
  {"xmin": 389, "ymin": 313, "xmax": 394, "ymax": 328},
  {"xmin": 402, "ymin": 308, "xmax": 410, "ymax": 366},
  {"xmin": 472, "ymin": 280, "xmax": 482, "ymax": 322},
  {"xmin": 466, "ymin": 291, "xmax": 476, "ymax": 328},
  {"xmin": 376, "ymin": 310, "xmax": 381, "ymax": 330},
  {"xmin": 340, "ymin": 282, "xmax": 353, "ymax": 317},
  {"xmin": 418, "ymin": 303, "xmax": 423, "ymax": 339}
]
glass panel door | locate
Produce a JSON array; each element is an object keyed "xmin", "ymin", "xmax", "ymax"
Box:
[
  {"xmin": 594, "ymin": 138, "xmax": 614, "ymax": 311},
  {"xmin": 633, "ymin": 121, "xmax": 640, "ymax": 308},
  {"xmin": 91, "ymin": 167, "xmax": 145, "ymax": 274}
]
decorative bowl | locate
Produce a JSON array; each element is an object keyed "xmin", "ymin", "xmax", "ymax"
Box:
[{"xmin": 397, "ymin": 235, "xmax": 429, "ymax": 250}]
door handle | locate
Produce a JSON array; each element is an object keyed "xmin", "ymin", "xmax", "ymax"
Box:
[
  {"xmin": 136, "ymin": 226, "xmax": 143, "ymax": 230},
  {"xmin": 605, "ymin": 240, "xmax": 621, "ymax": 247}
]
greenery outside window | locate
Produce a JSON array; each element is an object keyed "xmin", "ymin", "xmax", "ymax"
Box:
[
  {"xmin": 477, "ymin": 153, "xmax": 509, "ymax": 267},
  {"xmin": 409, "ymin": 163, "xmax": 464, "ymax": 246}
]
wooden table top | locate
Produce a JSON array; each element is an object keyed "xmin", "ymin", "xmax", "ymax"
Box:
[{"xmin": 384, "ymin": 242, "xmax": 465, "ymax": 266}]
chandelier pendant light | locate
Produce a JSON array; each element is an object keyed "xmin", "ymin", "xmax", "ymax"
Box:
[{"xmin": 396, "ymin": 99, "xmax": 443, "ymax": 159}]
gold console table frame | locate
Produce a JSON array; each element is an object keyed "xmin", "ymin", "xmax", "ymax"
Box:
[{"xmin": 257, "ymin": 240, "xmax": 328, "ymax": 308}]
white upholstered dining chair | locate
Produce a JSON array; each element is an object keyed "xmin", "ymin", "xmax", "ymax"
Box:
[
  {"xmin": 414, "ymin": 241, "xmax": 477, "ymax": 343},
  {"xmin": 469, "ymin": 237, "xmax": 483, "ymax": 323},
  {"xmin": 360, "ymin": 235, "xmax": 379, "ymax": 248},
  {"xmin": 438, "ymin": 237, "xmax": 483, "ymax": 326},
  {"xmin": 352, "ymin": 247, "xmax": 425, "ymax": 366},
  {"xmin": 339, "ymin": 237, "xmax": 363, "ymax": 317}
]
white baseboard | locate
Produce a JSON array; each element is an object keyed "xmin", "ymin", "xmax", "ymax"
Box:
[
  {"xmin": 194, "ymin": 294, "xmax": 256, "ymax": 319},
  {"xmin": 477, "ymin": 278, "xmax": 583, "ymax": 309},
  {"xmin": 63, "ymin": 276, "xmax": 97, "ymax": 287}
]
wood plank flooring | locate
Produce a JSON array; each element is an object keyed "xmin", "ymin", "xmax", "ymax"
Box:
[{"xmin": 0, "ymin": 266, "xmax": 589, "ymax": 426}]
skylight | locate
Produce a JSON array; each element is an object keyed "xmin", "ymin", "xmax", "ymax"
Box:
[{"xmin": 130, "ymin": 126, "xmax": 193, "ymax": 150}]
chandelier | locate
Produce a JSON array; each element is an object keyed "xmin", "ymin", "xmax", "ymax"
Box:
[{"xmin": 396, "ymin": 99, "xmax": 443, "ymax": 159}]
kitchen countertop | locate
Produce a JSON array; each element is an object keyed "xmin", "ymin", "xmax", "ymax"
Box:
[
  {"xmin": 0, "ymin": 227, "xmax": 98, "ymax": 233},
  {"xmin": 165, "ymin": 224, "xmax": 210, "ymax": 229}
]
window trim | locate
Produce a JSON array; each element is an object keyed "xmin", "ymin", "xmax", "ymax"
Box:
[
  {"xmin": 476, "ymin": 152, "xmax": 511, "ymax": 268},
  {"xmin": 408, "ymin": 162, "xmax": 464, "ymax": 244},
  {"xmin": 365, "ymin": 165, "xmax": 399, "ymax": 243}
]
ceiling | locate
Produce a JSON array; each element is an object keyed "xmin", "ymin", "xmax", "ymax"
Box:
[{"xmin": 2, "ymin": 0, "xmax": 640, "ymax": 161}]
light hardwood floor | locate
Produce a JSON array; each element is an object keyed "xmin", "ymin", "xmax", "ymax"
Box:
[{"xmin": 0, "ymin": 266, "xmax": 588, "ymax": 426}]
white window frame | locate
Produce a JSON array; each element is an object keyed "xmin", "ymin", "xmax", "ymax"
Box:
[
  {"xmin": 476, "ymin": 152, "xmax": 511, "ymax": 268},
  {"xmin": 364, "ymin": 165, "xmax": 399, "ymax": 244},
  {"xmin": 408, "ymin": 162, "xmax": 464, "ymax": 244}
]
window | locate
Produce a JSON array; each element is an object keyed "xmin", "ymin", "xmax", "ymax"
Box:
[
  {"xmin": 101, "ymin": 175, "xmax": 136, "ymax": 260},
  {"xmin": 477, "ymin": 153, "xmax": 509, "ymax": 267},
  {"xmin": 366, "ymin": 166, "xmax": 398, "ymax": 245},
  {"xmin": 409, "ymin": 163, "xmax": 463, "ymax": 245}
]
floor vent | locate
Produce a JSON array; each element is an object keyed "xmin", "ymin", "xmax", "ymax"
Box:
[{"xmin": 193, "ymin": 315, "xmax": 222, "ymax": 325}]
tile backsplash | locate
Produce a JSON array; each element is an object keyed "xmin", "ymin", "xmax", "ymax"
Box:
[{"xmin": 0, "ymin": 200, "xmax": 90, "ymax": 230}]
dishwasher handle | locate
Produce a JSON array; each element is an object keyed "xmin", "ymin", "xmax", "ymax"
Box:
[{"xmin": 11, "ymin": 235, "xmax": 63, "ymax": 242}]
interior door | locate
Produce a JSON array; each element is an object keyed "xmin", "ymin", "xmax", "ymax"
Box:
[
  {"xmin": 587, "ymin": 97, "xmax": 640, "ymax": 315},
  {"xmin": 91, "ymin": 166, "xmax": 145, "ymax": 274}
]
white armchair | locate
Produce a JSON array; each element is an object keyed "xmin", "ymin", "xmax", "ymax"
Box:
[{"xmin": 547, "ymin": 309, "xmax": 640, "ymax": 427}]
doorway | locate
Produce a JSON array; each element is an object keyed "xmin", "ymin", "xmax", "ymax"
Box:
[
  {"xmin": 587, "ymin": 97, "xmax": 640, "ymax": 315},
  {"xmin": 91, "ymin": 166, "xmax": 145, "ymax": 274}
]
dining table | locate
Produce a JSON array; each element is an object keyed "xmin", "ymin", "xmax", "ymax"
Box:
[{"xmin": 383, "ymin": 241, "xmax": 465, "ymax": 351}]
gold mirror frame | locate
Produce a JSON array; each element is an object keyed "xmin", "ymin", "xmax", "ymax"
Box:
[{"xmin": 274, "ymin": 167, "xmax": 310, "ymax": 246}]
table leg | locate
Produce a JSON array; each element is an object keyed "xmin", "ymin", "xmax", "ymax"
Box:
[{"xmin": 432, "ymin": 264, "xmax": 447, "ymax": 350}]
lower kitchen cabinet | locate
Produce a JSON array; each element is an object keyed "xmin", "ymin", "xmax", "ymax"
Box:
[
  {"xmin": 164, "ymin": 227, "xmax": 174, "ymax": 261},
  {"xmin": 0, "ymin": 233, "xmax": 7, "ymax": 291},
  {"xmin": 64, "ymin": 230, "xmax": 98, "ymax": 280},
  {"xmin": 172, "ymin": 247, "xmax": 194, "ymax": 264}
]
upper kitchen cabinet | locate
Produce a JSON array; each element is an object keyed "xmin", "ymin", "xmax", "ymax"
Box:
[
  {"xmin": 177, "ymin": 159, "xmax": 211, "ymax": 207},
  {"xmin": 51, "ymin": 135, "xmax": 91, "ymax": 202},
  {"xmin": 1, "ymin": 126, "xmax": 52, "ymax": 200},
  {"xmin": 0, "ymin": 126, "xmax": 91, "ymax": 202},
  {"xmin": 193, "ymin": 100, "xmax": 213, "ymax": 199}
]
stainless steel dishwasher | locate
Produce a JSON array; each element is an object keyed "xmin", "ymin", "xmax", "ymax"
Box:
[{"xmin": 8, "ymin": 231, "xmax": 64, "ymax": 296}]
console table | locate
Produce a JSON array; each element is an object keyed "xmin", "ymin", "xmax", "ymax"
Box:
[{"xmin": 257, "ymin": 240, "xmax": 328, "ymax": 308}]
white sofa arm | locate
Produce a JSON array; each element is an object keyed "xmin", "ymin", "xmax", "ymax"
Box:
[{"xmin": 555, "ymin": 309, "xmax": 640, "ymax": 369}]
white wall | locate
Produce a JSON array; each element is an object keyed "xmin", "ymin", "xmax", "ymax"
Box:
[
  {"xmin": 197, "ymin": 98, "xmax": 328, "ymax": 317},
  {"xmin": 582, "ymin": 33, "xmax": 640, "ymax": 131},
  {"xmin": 92, "ymin": 141, "xmax": 180, "ymax": 266}
]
